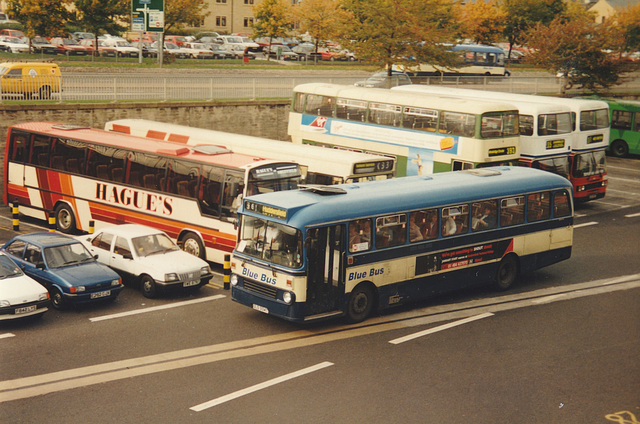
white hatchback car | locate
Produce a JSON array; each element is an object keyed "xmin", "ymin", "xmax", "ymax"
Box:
[
  {"xmin": 79, "ymin": 224, "xmax": 213, "ymax": 298},
  {"xmin": 0, "ymin": 252, "xmax": 50, "ymax": 320}
]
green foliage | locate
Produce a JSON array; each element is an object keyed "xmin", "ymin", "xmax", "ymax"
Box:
[
  {"xmin": 335, "ymin": 0, "xmax": 457, "ymax": 74},
  {"xmin": 73, "ymin": 0, "xmax": 129, "ymax": 36},
  {"xmin": 500, "ymin": 0, "xmax": 566, "ymax": 54},
  {"xmin": 7, "ymin": 0, "xmax": 72, "ymax": 38},
  {"xmin": 252, "ymin": 0, "xmax": 293, "ymax": 40},
  {"xmin": 164, "ymin": 0, "xmax": 210, "ymax": 34}
]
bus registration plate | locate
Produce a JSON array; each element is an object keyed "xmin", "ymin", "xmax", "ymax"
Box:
[{"xmin": 253, "ymin": 304, "xmax": 269, "ymax": 314}]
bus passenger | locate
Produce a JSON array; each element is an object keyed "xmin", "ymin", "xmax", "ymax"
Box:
[
  {"xmin": 409, "ymin": 214, "xmax": 423, "ymax": 242},
  {"xmin": 444, "ymin": 215, "xmax": 457, "ymax": 236}
]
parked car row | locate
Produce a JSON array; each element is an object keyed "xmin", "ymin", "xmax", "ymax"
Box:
[{"xmin": 0, "ymin": 224, "xmax": 213, "ymax": 321}]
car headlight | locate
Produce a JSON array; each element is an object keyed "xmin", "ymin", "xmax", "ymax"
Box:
[
  {"xmin": 71, "ymin": 286, "xmax": 86, "ymax": 293},
  {"xmin": 230, "ymin": 274, "xmax": 239, "ymax": 286},
  {"xmin": 200, "ymin": 266, "xmax": 211, "ymax": 276},
  {"xmin": 165, "ymin": 273, "xmax": 179, "ymax": 282},
  {"xmin": 0, "ymin": 300, "xmax": 9, "ymax": 307},
  {"xmin": 39, "ymin": 293, "xmax": 49, "ymax": 301},
  {"xmin": 111, "ymin": 279, "xmax": 121, "ymax": 286},
  {"xmin": 283, "ymin": 292, "xmax": 293, "ymax": 304}
]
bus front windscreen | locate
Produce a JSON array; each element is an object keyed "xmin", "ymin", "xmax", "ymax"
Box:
[{"xmin": 236, "ymin": 216, "xmax": 302, "ymax": 268}]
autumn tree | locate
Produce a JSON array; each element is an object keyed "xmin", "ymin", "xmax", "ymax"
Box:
[
  {"xmin": 290, "ymin": 0, "xmax": 342, "ymax": 55},
  {"xmin": 164, "ymin": 0, "xmax": 210, "ymax": 35},
  {"xmin": 499, "ymin": 0, "xmax": 566, "ymax": 59},
  {"xmin": 526, "ymin": 15, "xmax": 635, "ymax": 93},
  {"xmin": 73, "ymin": 0, "xmax": 129, "ymax": 55},
  {"xmin": 252, "ymin": 0, "xmax": 293, "ymax": 60},
  {"xmin": 609, "ymin": 3, "xmax": 640, "ymax": 56},
  {"xmin": 336, "ymin": 0, "xmax": 458, "ymax": 79},
  {"xmin": 7, "ymin": 0, "xmax": 71, "ymax": 51},
  {"xmin": 454, "ymin": 0, "xmax": 505, "ymax": 45}
]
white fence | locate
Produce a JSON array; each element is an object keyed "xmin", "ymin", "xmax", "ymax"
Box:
[{"xmin": 1, "ymin": 74, "xmax": 637, "ymax": 103}]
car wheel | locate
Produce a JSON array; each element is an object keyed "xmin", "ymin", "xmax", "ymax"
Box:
[
  {"xmin": 39, "ymin": 85, "xmax": 52, "ymax": 100},
  {"xmin": 610, "ymin": 140, "xmax": 629, "ymax": 158},
  {"xmin": 55, "ymin": 204, "xmax": 76, "ymax": 234},
  {"xmin": 347, "ymin": 283, "xmax": 375, "ymax": 323},
  {"xmin": 494, "ymin": 255, "xmax": 518, "ymax": 291},
  {"xmin": 180, "ymin": 232, "xmax": 205, "ymax": 259},
  {"xmin": 141, "ymin": 275, "xmax": 157, "ymax": 298},
  {"xmin": 51, "ymin": 288, "xmax": 66, "ymax": 309}
]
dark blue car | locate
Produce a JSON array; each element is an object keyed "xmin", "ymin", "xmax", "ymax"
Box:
[{"xmin": 1, "ymin": 233, "xmax": 123, "ymax": 309}]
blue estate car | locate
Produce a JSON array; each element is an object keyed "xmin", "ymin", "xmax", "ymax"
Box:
[{"xmin": 1, "ymin": 233, "xmax": 123, "ymax": 309}]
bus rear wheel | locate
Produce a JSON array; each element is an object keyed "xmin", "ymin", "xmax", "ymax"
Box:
[
  {"xmin": 495, "ymin": 255, "xmax": 518, "ymax": 291},
  {"xmin": 610, "ymin": 140, "xmax": 629, "ymax": 158},
  {"xmin": 180, "ymin": 232, "xmax": 205, "ymax": 259},
  {"xmin": 347, "ymin": 283, "xmax": 374, "ymax": 323}
]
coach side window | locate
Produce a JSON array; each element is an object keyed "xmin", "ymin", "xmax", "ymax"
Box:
[
  {"xmin": 527, "ymin": 192, "xmax": 551, "ymax": 222},
  {"xmin": 500, "ymin": 196, "xmax": 525, "ymax": 226}
]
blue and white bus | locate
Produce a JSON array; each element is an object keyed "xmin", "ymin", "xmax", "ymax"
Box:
[
  {"xmin": 396, "ymin": 44, "xmax": 510, "ymax": 77},
  {"xmin": 230, "ymin": 166, "xmax": 573, "ymax": 323}
]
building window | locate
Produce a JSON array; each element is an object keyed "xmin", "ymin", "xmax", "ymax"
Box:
[
  {"xmin": 216, "ymin": 0, "xmax": 227, "ymax": 3},
  {"xmin": 243, "ymin": 17, "xmax": 254, "ymax": 27},
  {"xmin": 244, "ymin": 0, "xmax": 254, "ymax": 4},
  {"xmin": 216, "ymin": 16, "xmax": 227, "ymax": 27}
]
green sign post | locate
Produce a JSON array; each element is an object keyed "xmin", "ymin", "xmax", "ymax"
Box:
[{"xmin": 131, "ymin": 0, "xmax": 165, "ymax": 64}]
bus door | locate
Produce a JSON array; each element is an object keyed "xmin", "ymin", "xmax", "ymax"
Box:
[{"xmin": 305, "ymin": 225, "xmax": 345, "ymax": 316}]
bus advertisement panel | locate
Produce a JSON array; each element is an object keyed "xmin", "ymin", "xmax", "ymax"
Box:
[
  {"xmin": 3, "ymin": 122, "xmax": 302, "ymax": 264},
  {"xmin": 288, "ymin": 83, "xmax": 520, "ymax": 176},
  {"xmin": 230, "ymin": 167, "xmax": 573, "ymax": 323},
  {"xmin": 104, "ymin": 119, "xmax": 396, "ymax": 184}
]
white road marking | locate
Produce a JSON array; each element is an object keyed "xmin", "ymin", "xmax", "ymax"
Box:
[
  {"xmin": 89, "ymin": 294, "xmax": 226, "ymax": 322},
  {"xmin": 625, "ymin": 212, "xmax": 640, "ymax": 218},
  {"xmin": 190, "ymin": 362, "xmax": 334, "ymax": 411},
  {"xmin": 388, "ymin": 312, "xmax": 494, "ymax": 345},
  {"xmin": 574, "ymin": 221, "xmax": 598, "ymax": 228},
  {"xmin": 532, "ymin": 293, "xmax": 568, "ymax": 304},
  {"xmin": 0, "ymin": 333, "xmax": 15, "ymax": 340}
]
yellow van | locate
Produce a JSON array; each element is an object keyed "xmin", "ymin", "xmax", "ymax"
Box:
[{"xmin": 0, "ymin": 62, "xmax": 61, "ymax": 99}]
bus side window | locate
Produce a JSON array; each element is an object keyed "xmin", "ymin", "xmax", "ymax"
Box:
[
  {"xmin": 553, "ymin": 190, "xmax": 571, "ymax": 217},
  {"xmin": 611, "ymin": 110, "xmax": 632, "ymax": 130},
  {"xmin": 442, "ymin": 205, "xmax": 469, "ymax": 236},
  {"xmin": 349, "ymin": 218, "xmax": 371, "ymax": 253},
  {"xmin": 471, "ymin": 200, "xmax": 497, "ymax": 231},
  {"xmin": 527, "ymin": 192, "xmax": 551, "ymax": 222},
  {"xmin": 500, "ymin": 196, "xmax": 524, "ymax": 226},
  {"xmin": 375, "ymin": 214, "xmax": 406, "ymax": 248},
  {"xmin": 634, "ymin": 112, "xmax": 640, "ymax": 132}
]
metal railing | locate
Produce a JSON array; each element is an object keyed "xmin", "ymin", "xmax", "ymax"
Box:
[{"xmin": 1, "ymin": 74, "xmax": 638, "ymax": 103}]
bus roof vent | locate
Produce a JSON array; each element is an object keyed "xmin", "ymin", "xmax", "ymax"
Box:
[
  {"xmin": 191, "ymin": 144, "xmax": 232, "ymax": 155},
  {"xmin": 51, "ymin": 124, "xmax": 89, "ymax": 131},
  {"xmin": 462, "ymin": 169, "xmax": 502, "ymax": 177},
  {"xmin": 299, "ymin": 184, "xmax": 347, "ymax": 195}
]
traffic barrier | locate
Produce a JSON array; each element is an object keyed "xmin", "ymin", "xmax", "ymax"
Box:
[
  {"xmin": 89, "ymin": 220, "xmax": 95, "ymax": 234},
  {"xmin": 224, "ymin": 254, "xmax": 231, "ymax": 290},
  {"xmin": 48, "ymin": 211, "xmax": 56, "ymax": 232},
  {"xmin": 12, "ymin": 201, "xmax": 19, "ymax": 231}
]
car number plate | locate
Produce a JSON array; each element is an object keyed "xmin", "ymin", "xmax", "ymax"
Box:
[
  {"xmin": 252, "ymin": 304, "xmax": 269, "ymax": 314},
  {"xmin": 91, "ymin": 290, "xmax": 110, "ymax": 299},
  {"xmin": 183, "ymin": 280, "xmax": 200, "ymax": 287},
  {"xmin": 15, "ymin": 305, "xmax": 37, "ymax": 314}
]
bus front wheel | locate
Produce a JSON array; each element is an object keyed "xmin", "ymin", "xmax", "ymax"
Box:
[
  {"xmin": 347, "ymin": 283, "xmax": 375, "ymax": 323},
  {"xmin": 495, "ymin": 255, "xmax": 518, "ymax": 291},
  {"xmin": 55, "ymin": 204, "xmax": 76, "ymax": 234}
]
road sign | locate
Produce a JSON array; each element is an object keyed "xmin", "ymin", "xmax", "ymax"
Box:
[{"xmin": 131, "ymin": 0, "xmax": 164, "ymax": 33}]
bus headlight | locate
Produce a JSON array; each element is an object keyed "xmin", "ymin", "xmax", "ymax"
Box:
[
  {"xmin": 230, "ymin": 274, "xmax": 239, "ymax": 286},
  {"xmin": 283, "ymin": 292, "xmax": 293, "ymax": 304}
]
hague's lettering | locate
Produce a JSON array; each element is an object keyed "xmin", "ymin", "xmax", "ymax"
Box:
[{"xmin": 95, "ymin": 183, "xmax": 173, "ymax": 215}]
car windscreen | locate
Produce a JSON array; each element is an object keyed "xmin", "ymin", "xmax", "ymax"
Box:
[
  {"xmin": 0, "ymin": 255, "xmax": 23, "ymax": 279},
  {"xmin": 44, "ymin": 243, "xmax": 95, "ymax": 268}
]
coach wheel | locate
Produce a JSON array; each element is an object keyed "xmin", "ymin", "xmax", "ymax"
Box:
[
  {"xmin": 141, "ymin": 275, "xmax": 157, "ymax": 298},
  {"xmin": 347, "ymin": 283, "xmax": 375, "ymax": 323},
  {"xmin": 495, "ymin": 255, "xmax": 518, "ymax": 291},
  {"xmin": 181, "ymin": 232, "xmax": 205, "ymax": 259},
  {"xmin": 55, "ymin": 204, "xmax": 76, "ymax": 234},
  {"xmin": 610, "ymin": 140, "xmax": 629, "ymax": 158}
]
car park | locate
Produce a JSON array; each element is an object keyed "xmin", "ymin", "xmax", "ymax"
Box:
[
  {"xmin": 165, "ymin": 35, "xmax": 188, "ymax": 46},
  {"xmin": 30, "ymin": 36, "xmax": 57, "ymax": 54},
  {"xmin": 152, "ymin": 41, "xmax": 188, "ymax": 58},
  {"xmin": 72, "ymin": 31, "xmax": 95, "ymax": 41},
  {"xmin": 0, "ymin": 12, "xmax": 20, "ymax": 26},
  {"xmin": 0, "ymin": 251, "xmax": 50, "ymax": 321},
  {"xmin": 183, "ymin": 42, "xmax": 215, "ymax": 59},
  {"xmin": 0, "ymin": 36, "xmax": 29, "ymax": 53},
  {"xmin": 0, "ymin": 61, "xmax": 61, "ymax": 99},
  {"xmin": 209, "ymin": 44, "xmax": 232, "ymax": 59},
  {"xmin": 354, "ymin": 70, "xmax": 412, "ymax": 88},
  {"xmin": 49, "ymin": 37, "xmax": 89, "ymax": 55},
  {"xmin": 140, "ymin": 41, "xmax": 158, "ymax": 58},
  {"xmin": 79, "ymin": 39, "xmax": 118, "ymax": 57},
  {"xmin": 263, "ymin": 44, "xmax": 300, "ymax": 60},
  {"xmin": 1, "ymin": 233, "xmax": 123, "ymax": 309},
  {"xmin": 78, "ymin": 224, "xmax": 213, "ymax": 298}
]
